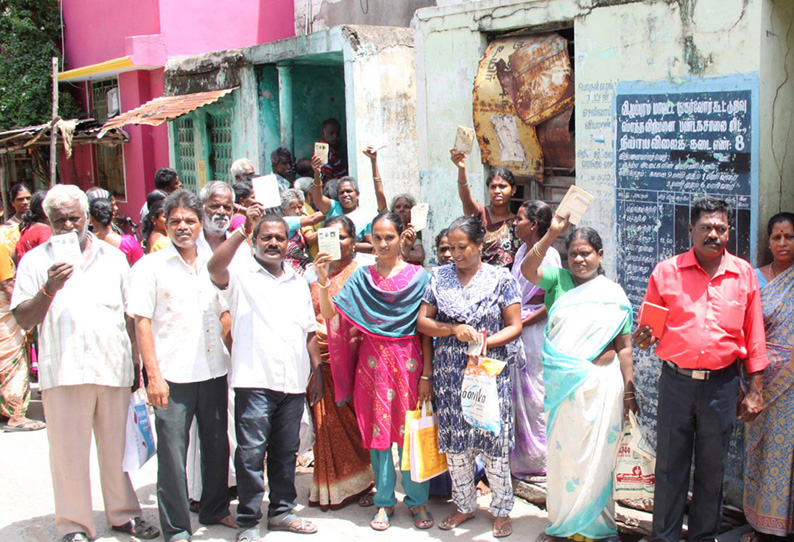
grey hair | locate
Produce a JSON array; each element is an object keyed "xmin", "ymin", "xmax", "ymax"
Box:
[
  {"xmin": 390, "ymin": 193, "xmax": 415, "ymax": 210},
  {"xmin": 230, "ymin": 158, "xmax": 254, "ymax": 180},
  {"xmin": 338, "ymin": 176, "xmax": 359, "ymax": 195},
  {"xmin": 280, "ymin": 188, "xmax": 305, "ymax": 210},
  {"xmin": 43, "ymin": 184, "xmax": 88, "ymax": 219},
  {"xmin": 199, "ymin": 180, "xmax": 234, "ymax": 205},
  {"xmin": 293, "ymin": 176, "xmax": 314, "ymax": 195}
]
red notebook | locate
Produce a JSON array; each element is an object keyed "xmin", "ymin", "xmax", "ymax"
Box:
[{"xmin": 639, "ymin": 301, "xmax": 668, "ymax": 339}]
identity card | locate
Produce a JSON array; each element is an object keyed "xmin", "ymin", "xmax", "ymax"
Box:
[
  {"xmin": 410, "ymin": 203, "xmax": 429, "ymax": 232},
  {"xmin": 556, "ymin": 185, "xmax": 594, "ymax": 225},
  {"xmin": 453, "ymin": 126, "xmax": 476, "ymax": 154},
  {"xmin": 314, "ymin": 142, "xmax": 329, "ymax": 164},
  {"xmin": 251, "ymin": 174, "xmax": 282, "ymax": 209},
  {"xmin": 50, "ymin": 232, "xmax": 82, "ymax": 265},
  {"xmin": 317, "ymin": 227, "xmax": 341, "ymax": 261}
]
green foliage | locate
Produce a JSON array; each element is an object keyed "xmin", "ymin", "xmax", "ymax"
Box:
[{"xmin": 0, "ymin": 0, "xmax": 81, "ymax": 130}]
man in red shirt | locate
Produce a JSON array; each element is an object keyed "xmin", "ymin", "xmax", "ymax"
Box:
[{"xmin": 633, "ymin": 196, "xmax": 768, "ymax": 542}]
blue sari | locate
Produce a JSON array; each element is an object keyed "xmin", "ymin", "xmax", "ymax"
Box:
[{"xmin": 542, "ymin": 275, "xmax": 632, "ymax": 539}]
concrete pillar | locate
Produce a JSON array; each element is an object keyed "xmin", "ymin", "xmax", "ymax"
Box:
[{"xmin": 277, "ymin": 64, "xmax": 294, "ymax": 154}]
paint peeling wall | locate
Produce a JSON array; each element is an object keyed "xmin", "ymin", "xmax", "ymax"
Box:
[
  {"xmin": 414, "ymin": 0, "xmax": 791, "ymax": 505},
  {"xmin": 294, "ymin": 0, "xmax": 437, "ymax": 36}
]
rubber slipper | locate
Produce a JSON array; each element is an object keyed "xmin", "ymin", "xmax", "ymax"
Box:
[
  {"xmin": 409, "ymin": 504, "xmax": 434, "ymax": 529},
  {"xmin": 370, "ymin": 507, "xmax": 394, "ymax": 531},
  {"xmin": 493, "ymin": 516, "xmax": 512, "ymax": 538},
  {"xmin": 111, "ymin": 517, "xmax": 160, "ymax": 539},
  {"xmin": 267, "ymin": 513, "xmax": 317, "ymax": 534},
  {"xmin": 438, "ymin": 511, "xmax": 475, "ymax": 530},
  {"xmin": 3, "ymin": 420, "xmax": 45, "ymax": 432}
]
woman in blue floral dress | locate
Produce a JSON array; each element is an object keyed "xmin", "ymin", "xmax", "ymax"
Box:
[{"xmin": 417, "ymin": 215, "xmax": 524, "ymax": 538}]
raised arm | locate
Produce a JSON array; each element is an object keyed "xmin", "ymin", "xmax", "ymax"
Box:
[
  {"xmin": 521, "ymin": 214, "xmax": 570, "ymax": 286},
  {"xmin": 299, "ymin": 211, "xmax": 325, "ymax": 228},
  {"xmin": 311, "ymin": 155, "xmax": 333, "ymax": 215},
  {"xmin": 364, "ymin": 146, "xmax": 388, "ymax": 212},
  {"xmin": 450, "ymin": 149, "xmax": 479, "ymax": 216},
  {"xmin": 208, "ymin": 202, "xmax": 263, "ymax": 289}
]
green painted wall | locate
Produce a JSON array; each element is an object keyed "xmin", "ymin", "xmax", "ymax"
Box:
[
  {"xmin": 290, "ymin": 65, "xmax": 346, "ymax": 165},
  {"xmin": 256, "ymin": 65, "xmax": 282, "ymax": 174}
]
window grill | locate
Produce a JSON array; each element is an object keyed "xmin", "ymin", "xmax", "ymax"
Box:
[
  {"xmin": 176, "ymin": 117, "xmax": 198, "ymax": 192},
  {"xmin": 208, "ymin": 113, "xmax": 233, "ymax": 181}
]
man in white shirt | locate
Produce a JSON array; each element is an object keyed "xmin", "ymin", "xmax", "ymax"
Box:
[
  {"xmin": 208, "ymin": 207, "xmax": 324, "ymax": 542},
  {"xmin": 129, "ymin": 189, "xmax": 235, "ymax": 541},
  {"xmin": 198, "ymin": 181, "xmax": 235, "ymax": 254},
  {"xmin": 11, "ymin": 185, "xmax": 158, "ymax": 542}
]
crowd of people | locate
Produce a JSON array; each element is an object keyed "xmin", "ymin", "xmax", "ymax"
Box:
[{"xmin": 0, "ymin": 123, "xmax": 791, "ymax": 542}]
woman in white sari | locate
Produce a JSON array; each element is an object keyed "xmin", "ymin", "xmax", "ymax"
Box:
[{"xmin": 521, "ymin": 215, "xmax": 638, "ymax": 542}]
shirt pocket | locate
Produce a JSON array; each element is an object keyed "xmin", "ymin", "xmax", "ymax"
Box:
[{"xmin": 714, "ymin": 292, "xmax": 745, "ymax": 334}]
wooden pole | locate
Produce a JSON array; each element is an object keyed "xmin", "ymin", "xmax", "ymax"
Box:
[
  {"xmin": 0, "ymin": 154, "xmax": 8, "ymax": 222},
  {"xmin": 49, "ymin": 57, "xmax": 58, "ymax": 188}
]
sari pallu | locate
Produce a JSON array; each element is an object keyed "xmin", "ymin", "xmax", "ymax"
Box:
[
  {"xmin": 543, "ymin": 275, "xmax": 632, "ymax": 540},
  {"xmin": 327, "ymin": 264, "xmax": 429, "ymax": 450},
  {"xmin": 308, "ymin": 261, "xmax": 374, "ymax": 510},
  {"xmin": 744, "ymin": 265, "xmax": 794, "ymax": 536}
]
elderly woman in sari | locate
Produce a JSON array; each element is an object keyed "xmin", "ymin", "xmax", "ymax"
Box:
[
  {"xmin": 521, "ymin": 215, "xmax": 637, "ymax": 542},
  {"xmin": 417, "ymin": 215, "xmax": 524, "ymax": 538},
  {"xmin": 307, "ymin": 215, "xmax": 374, "ymax": 510},
  {"xmin": 510, "ymin": 200, "xmax": 561, "ymax": 480},
  {"xmin": 314, "ymin": 212, "xmax": 432, "ymax": 532},
  {"xmin": 743, "ymin": 212, "xmax": 794, "ymax": 542}
]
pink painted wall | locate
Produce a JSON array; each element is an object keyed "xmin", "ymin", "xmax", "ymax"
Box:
[
  {"xmin": 61, "ymin": 0, "xmax": 161, "ymax": 70},
  {"xmin": 158, "ymin": 0, "xmax": 295, "ymax": 57}
]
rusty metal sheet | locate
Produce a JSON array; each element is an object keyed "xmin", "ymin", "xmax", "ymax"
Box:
[
  {"xmin": 495, "ymin": 33, "xmax": 574, "ymax": 127},
  {"xmin": 537, "ymin": 107, "xmax": 575, "ymax": 173},
  {"xmin": 473, "ymin": 37, "xmax": 544, "ymax": 182},
  {"xmin": 98, "ymin": 88, "xmax": 237, "ymax": 136}
]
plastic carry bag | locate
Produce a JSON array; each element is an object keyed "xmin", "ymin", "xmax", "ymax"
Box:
[
  {"xmin": 122, "ymin": 390, "xmax": 156, "ymax": 472},
  {"xmin": 401, "ymin": 401, "xmax": 448, "ymax": 483},
  {"xmin": 613, "ymin": 410, "xmax": 656, "ymax": 501},
  {"xmin": 461, "ymin": 357, "xmax": 506, "ymax": 435}
]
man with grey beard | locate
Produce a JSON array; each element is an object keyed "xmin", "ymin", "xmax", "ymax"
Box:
[
  {"xmin": 199, "ymin": 181, "xmax": 235, "ymax": 254},
  {"xmin": 11, "ymin": 184, "xmax": 158, "ymax": 542}
]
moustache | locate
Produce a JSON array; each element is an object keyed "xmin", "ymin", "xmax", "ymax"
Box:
[{"xmin": 704, "ymin": 238, "xmax": 720, "ymax": 245}]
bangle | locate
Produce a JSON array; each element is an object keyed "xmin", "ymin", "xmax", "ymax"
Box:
[
  {"xmin": 532, "ymin": 243, "xmax": 545, "ymax": 259},
  {"xmin": 420, "ymin": 375, "xmax": 434, "ymax": 381},
  {"xmin": 373, "ymin": 176, "xmax": 382, "ymax": 183},
  {"xmin": 317, "ymin": 280, "xmax": 330, "ymax": 289},
  {"xmin": 458, "ymin": 181, "xmax": 468, "ymax": 187},
  {"xmin": 40, "ymin": 285, "xmax": 55, "ymax": 299},
  {"xmin": 234, "ymin": 226, "xmax": 251, "ymax": 240}
]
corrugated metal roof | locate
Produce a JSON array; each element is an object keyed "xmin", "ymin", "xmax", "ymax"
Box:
[
  {"xmin": 0, "ymin": 118, "xmax": 128, "ymax": 154},
  {"xmin": 99, "ymin": 88, "xmax": 237, "ymax": 135}
]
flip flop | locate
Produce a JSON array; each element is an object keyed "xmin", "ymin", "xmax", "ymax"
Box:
[
  {"xmin": 409, "ymin": 504, "xmax": 434, "ymax": 529},
  {"xmin": 111, "ymin": 517, "xmax": 160, "ymax": 539},
  {"xmin": 438, "ymin": 511, "xmax": 475, "ymax": 530},
  {"xmin": 358, "ymin": 492, "xmax": 375, "ymax": 507},
  {"xmin": 3, "ymin": 420, "xmax": 45, "ymax": 432},
  {"xmin": 267, "ymin": 514, "xmax": 317, "ymax": 534},
  {"xmin": 370, "ymin": 507, "xmax": 394, "ymax": 531},
  {"xmin": 237, "ymin": 527, "xmax": 262, "ymax": 542},
  {"xmin": 493, "ymin": 516, "xmax": 512, "ymax": 538}
]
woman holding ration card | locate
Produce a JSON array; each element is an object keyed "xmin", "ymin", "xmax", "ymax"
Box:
[
  {"xmin": 315, "ymin": 212, "xmax": 432, "ymax": 532},
  {"xmin": 417, "ymin": 215, "xmax": 524, "ymax": 538},
  {"xmin": 521, "ymin": 214, "xmax": 637, "ymax": 542}
]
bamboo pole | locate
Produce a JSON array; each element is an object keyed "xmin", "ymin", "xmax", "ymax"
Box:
[{"xmin": 49, "ymin": 57, "xmax": 58, "ymax": 187}]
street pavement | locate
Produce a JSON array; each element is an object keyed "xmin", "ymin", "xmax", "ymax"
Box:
[{"xmin": 0, "ymin": 387, "xmax": 550, "ymax": 541}]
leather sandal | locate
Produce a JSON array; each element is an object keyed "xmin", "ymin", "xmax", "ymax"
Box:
[
  {"xmin": 370, "ymin": 506, "xmax": 394, "ymax": 531},
  {"xmin": 409, "ymin": 504, "xmax": 434, "ymax": 529},
  {"xmin": 438, "ymin": 511, "xmax": 475, "ymax": 530},
  {"xmin": 111, "ymin": 517, "xmax": 160, "ymax": 539}
]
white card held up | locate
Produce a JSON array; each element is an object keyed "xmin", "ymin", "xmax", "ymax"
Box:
[
  {"xmin": 453, "ymin": 125, "xmax": 476, "ymax": 154},
  {"xmin": 50, "ymin": 232, "xmax": 82, "ymax": 264},
  {"xmin": 368, "ymin": 139, "xmax": 387, "ymax": 153},
  {"xmin": 251, "ymin": 175, "xmax": 282, "ymax": 209},
  {"xmin": 410, "ymin": 203, "xmax": 429, "ymax": 232},
  {"xmin": 314, "ymin": 142, "xmax": 329, "ymax": 164},
  {"xmin": 556, "ymin": 185, "xmax": 595, "ymax": 225},
  {"xmin": 317, "ymin": 227, "xmax": 341, "ymax": 261}
]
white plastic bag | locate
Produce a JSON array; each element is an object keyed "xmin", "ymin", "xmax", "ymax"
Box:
[
  {"xmin": 298, "ymin": 399, "xmax": 315, "ymax": 456},
  {"xmin": 613, "ymin": 410, "xmax": 656, "ymax": 501},
  {"xmin": 461, "ymin": 357, "xmax": 506, "ymax": 435},
  {"xmin": 123, "ymin": 390, "xmax": 156, "ymax": 472}
]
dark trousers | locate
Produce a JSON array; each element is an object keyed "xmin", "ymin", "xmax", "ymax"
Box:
[
  {"xmin": 234, "ymin": 388, "xmax": 304, "ymax": 529},
  {"xmin": 650, "ymin": 362, "xmax": 739, "ymax": 542},
  {"xmin": 154, "ymin": 375, "xmax": 230, "ymax": 542}
]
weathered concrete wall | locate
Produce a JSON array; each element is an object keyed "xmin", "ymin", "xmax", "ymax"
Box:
[
  {"xmin": 343, "ymin": 26, "xmax": 420, "ymax": 212},
  {"xmin": 295, "ymin": 0, "xmax": 437, "ymax": 36},
  {"xmin": 291, "ymin": 65, "xmax": 347, "ymax": 164},
  {"xmin": 414, "ymin": 0, "xmax": 790, "ymax": 505},
  {"xmin": 758, "ymin": 0, "xmax": 794, "ymax": 263}
]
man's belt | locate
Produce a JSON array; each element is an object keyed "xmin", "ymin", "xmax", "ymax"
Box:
[{"xmin": 663, "ymin": 360, "xmax": 733, "ymax": 381}]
